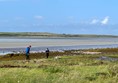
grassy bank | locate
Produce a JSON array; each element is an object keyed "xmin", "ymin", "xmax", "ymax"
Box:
[
  {"xmin": 0, "ymin": 32, "xmax": 117, "ymax": 38},
  {"xmin": 0, "ymin": 48, "xmax": 118, "ymax": 83}
]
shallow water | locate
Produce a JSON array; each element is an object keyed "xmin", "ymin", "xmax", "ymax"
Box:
[{"xmin": 0, "ymin": 44, "xmax": 118, "ymax": 56}]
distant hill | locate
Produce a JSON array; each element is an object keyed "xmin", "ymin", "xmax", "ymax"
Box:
[{"xmin": 0, "ymin": 32, "xmax": 117, "ymax": 38}]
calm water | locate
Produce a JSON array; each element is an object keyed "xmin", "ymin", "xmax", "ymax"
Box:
[{"xmin": 0, "ymin": 37, "xmax": 118, "ymax": 55}]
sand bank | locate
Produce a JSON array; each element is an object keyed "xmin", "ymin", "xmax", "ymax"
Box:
[{"xmin": 0, "ymin": 39, "xmax": 118, "ymax": 48}]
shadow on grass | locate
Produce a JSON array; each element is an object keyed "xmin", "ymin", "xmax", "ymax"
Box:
[{"xmin": 0, "ymin": 65, "xmax": 29, "ymax": 68}]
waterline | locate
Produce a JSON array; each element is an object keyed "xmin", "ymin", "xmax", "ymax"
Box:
[{"xmin": 0, "ymin": 44, "xmax": 118, "ymax": 55}]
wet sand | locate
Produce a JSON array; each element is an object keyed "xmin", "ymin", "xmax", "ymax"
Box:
[{"xmin": 0, "ymin": 39, "xmax": 118, "ymax": 48}]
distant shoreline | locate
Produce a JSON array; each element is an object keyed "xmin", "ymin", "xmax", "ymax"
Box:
[{"xmin": 0, "ymin": 32, "xmax": 118, "ymax": 38}]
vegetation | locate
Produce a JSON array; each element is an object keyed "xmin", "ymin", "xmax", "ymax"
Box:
[
  {"xmin": 0, "ymin": 32, "xmax": 117, "ymax": 38},
  {"xmin": 0, "ymin": 48, "xmax": 118, "ymax": 83}
]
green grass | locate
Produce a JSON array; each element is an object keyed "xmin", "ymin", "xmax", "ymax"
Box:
[
  {"xmin": 0, "ymin": 32, "xmax": 118, "ymax": 38},
  {"xmin": 0, "ymin": 48, "xmax": 118, "ymax": 83},
  {"xmin": 0, "ymin": 56, "xmax": 117, "ymax": 83}
]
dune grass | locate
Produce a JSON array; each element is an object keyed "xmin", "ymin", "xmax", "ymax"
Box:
[{"xmin": 0, "ymin": 48, "xmax": 118, "ymax": 83}]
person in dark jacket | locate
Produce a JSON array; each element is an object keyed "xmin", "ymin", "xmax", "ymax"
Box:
[
  {"xmin": 45, "ymin": 48, "xmax": 50, "ymax": 58},
  {"xmin": 25, "ymin": 45, "xmax": 31, "ymax": 60}
]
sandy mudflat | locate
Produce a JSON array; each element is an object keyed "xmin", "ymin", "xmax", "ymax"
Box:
[{"xmin": 0, "ymin": 39, "xmax": 118, "ymax": 48}]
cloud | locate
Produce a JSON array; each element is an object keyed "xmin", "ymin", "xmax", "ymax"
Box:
[
  {"xmin": 34, "ymin": 16, "xmax": 44, "ymax": 20},
  {"xmin": 101, "ymin": 16, "xmax": 109, "ymax": 25},
  {"xmin": 90, "ymin": 16, "xmax": 109, "ymax": 25},
  {"xmin": 91, "ymin": 19, "xmax": 99, "ymax": 24}
]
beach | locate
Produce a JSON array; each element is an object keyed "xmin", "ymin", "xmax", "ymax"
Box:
[
  {"xmin": 0, "ymin": 37, "xmax": 118, "ymax": 48},
  {"xmin": 0, "ymin": 37, "xmax": 118, "ymax": 55}
]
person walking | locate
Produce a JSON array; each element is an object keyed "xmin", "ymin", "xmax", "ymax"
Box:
[
  {"xmin": 25, "ymin": 45, "xmax": 31, "ymax": 60},
  {"xmin": 45, "ymin": 48, "xmax": 50, "ymax": 58}
]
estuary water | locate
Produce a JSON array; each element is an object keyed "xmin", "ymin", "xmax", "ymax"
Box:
[{"xmin": 0, "ymin": 37, "xmax": 118, "ymax": 55}]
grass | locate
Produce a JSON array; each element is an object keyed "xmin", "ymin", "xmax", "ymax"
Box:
[
  {"xmin": 0, "ymin": 48, "xmax": 118, "ymax": 83},
  {"xmin": 0, "ymin": 32, "xmax": 118, "ymax": 38}
]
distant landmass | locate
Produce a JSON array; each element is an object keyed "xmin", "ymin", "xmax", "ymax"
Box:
[{"xmin": 0, "ymin": 32, "xmax": 117, "ymax": 38}]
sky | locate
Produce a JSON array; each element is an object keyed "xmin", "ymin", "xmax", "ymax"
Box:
[{"xmin": 0, "ymin": 0, "xmax": 118, "ymax": 35}]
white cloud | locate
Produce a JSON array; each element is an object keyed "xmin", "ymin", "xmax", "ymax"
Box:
[
  {"xmin": 101, "ymin": 16, "xmax": 109, "ymax": 25},
  {"xmin": 90, "ymin": 16, "xmax": 110, "ymax": 25},
  {"xmin": 91, "ymin": 19, "xmax": 99, "ymax": 24},
  {"xmin": 34, "ymin": 16, "xmax": 43, "ymax": 20}
]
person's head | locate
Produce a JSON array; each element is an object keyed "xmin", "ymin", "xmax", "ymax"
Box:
[
  {"xmin": 29, "ymin": 45, "xmax": 31, "ymax": 48},
  {"xmin": 47, "ymin": 48, "xmax": 49, "ymax": 50}
]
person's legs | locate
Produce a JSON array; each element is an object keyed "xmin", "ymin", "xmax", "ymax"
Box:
[
  {"xmin": 46, "ymin": 53, "xmax": 49, "ymax": 58},
  {"xmin": 26, "ymin": 53, "xmax": 29, "ymax": 60}
]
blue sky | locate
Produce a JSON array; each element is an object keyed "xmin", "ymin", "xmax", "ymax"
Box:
[{"xmin": 0, "ymin": 0, "xmax": 118, "ymax": 35}]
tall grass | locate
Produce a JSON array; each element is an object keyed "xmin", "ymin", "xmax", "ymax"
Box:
[{"xmin": 0, "ymin": 48, "xmax": 118, "ymax": 83}]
